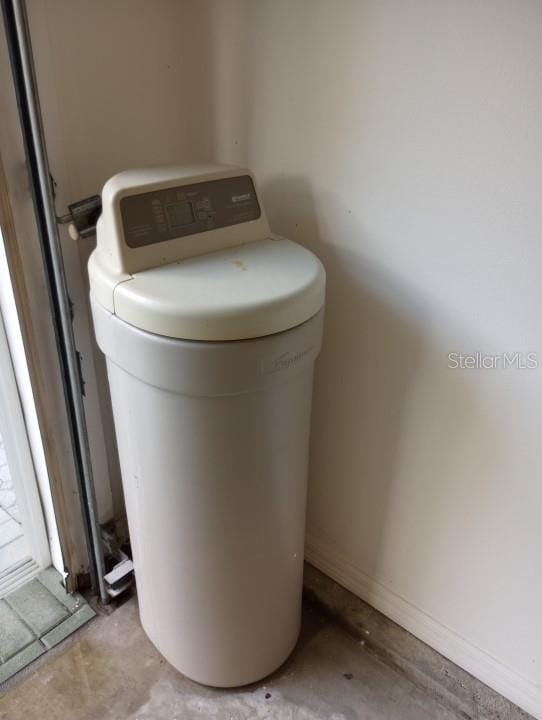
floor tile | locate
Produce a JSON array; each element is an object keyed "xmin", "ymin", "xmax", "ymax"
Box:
[
  {"xmin": 0, "ymin": 537, "xmax": 29, "ymax": 575},
  {"xmin": 0, "ymin": 519, "xmax": 23, "ymax": 549},
  {"xmin": 0, "ymin": 490, "xmax": 16, "ymax": 511},
  {"xmin": 5, "ymin": 505, "xmax": 20, "ymax": 523},
  {"xmin": 0, "ymin": 599, "xmax": 34, "ymax": 662},
  {"xmin": 0, "ymin": 640, "xmax": 45, "ymax": 684},
  {"xmin": 37, "ymin": 568, "xmax": 85, "ymax": 613},
  {"xmin": 41, "ymin": 604, "xmax": 96, "ymax": 649},
  {"xmin": 5, "ymin": 580, "xmax": 69, "ymax": 636},
  {"xmin": 0, "ymin": 566, "xmax": 96, "ymax": 685}
]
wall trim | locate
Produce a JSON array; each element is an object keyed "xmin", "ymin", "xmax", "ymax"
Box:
[{"xmin": 305, "ymin": 529, "xmax": 541, "ymax": 720}]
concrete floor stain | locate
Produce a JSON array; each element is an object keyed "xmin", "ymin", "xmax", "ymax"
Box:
[{"xmin": 0, "ymin": 596, "xmax": 527, "ymax": 720}]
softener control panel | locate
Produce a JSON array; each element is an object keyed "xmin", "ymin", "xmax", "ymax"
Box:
[{"xmin": 120, "ymin": 174, "xmax": 261, "ymax": 248}]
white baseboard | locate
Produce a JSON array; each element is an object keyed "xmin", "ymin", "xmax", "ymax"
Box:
[{"xmin": 305, "ymin": 530, "xmax": 541, "ymax": 720}]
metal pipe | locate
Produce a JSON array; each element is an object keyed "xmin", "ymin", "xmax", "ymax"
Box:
[{"xmin": 1, "ymin": 0, "xmax": 108, "ymax": 603}]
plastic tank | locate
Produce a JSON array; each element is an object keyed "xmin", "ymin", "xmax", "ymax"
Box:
[{"xmin": 89, "ymin": 165, "xmax": 325, "ymax": 686}]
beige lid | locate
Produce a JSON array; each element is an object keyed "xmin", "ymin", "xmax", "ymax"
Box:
[
  {"xmin": 112, "ymin": 237, "xmax": 325, "ymax": 341},
  {"xmin": 89, "ymin": 164, "xmax": 325, "ymax": 341}
]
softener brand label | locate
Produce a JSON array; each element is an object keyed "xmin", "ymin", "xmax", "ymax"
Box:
[{"xmin": 263, "ymin": 345, "xmax": 315, "ymax": 375}]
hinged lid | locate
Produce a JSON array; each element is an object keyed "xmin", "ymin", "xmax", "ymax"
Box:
[
  {"xmin": 113, "ymin": 236, "xmax": 324, "ymax": 340},
  {"xmin": 89, "ymin": 165, "xmax": 325, "ymax": 341}
]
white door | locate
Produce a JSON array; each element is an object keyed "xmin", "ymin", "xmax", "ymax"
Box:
[{"xmin": 0, "ymin": 307, "xmax": 50, "ymax": 596}]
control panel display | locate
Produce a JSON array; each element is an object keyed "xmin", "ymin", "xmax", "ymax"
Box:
[
  {"xmin": 165, "ymin": 201, "xmax": 195, "ymax": 230},
  {"xmin": 120, "ymin": 175, "xmax": 260, "ymax": 249}
]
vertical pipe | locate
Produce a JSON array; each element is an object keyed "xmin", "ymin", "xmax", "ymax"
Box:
[{"xmin": 1, "ymin": 0, "xmax": 108, "ymax": 603}]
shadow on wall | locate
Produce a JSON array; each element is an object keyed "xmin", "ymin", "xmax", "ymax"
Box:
[
  {"xmin": 263, "ymin": 175, "xmax": 424, "ymax": 575},
  {"xmin": 261, "ymin": 175, "xmax": 485, "ymax": 600}
]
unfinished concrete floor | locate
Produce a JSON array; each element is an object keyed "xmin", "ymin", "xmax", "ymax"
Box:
[
  {"xmin": 0, "ymin": 571, "xmax": 532, "ymax": 720},
  {"xmin": 0, "ymin": 598, "xmax": 456, "ymax": 720}
]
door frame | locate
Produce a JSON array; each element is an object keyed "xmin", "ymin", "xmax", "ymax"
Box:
[{"xmin": 0, "ymin": 23, "xmax": 90, "ymax": 590}]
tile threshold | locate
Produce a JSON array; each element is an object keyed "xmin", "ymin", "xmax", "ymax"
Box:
[{"xmin": 0, "ymin": 567, "xmax": 95, "ymax": 685}]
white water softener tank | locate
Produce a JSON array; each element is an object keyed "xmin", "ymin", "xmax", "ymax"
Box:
[{"xmin": 89, "ymin": 165, "xmax": 325, "ymax": 687}]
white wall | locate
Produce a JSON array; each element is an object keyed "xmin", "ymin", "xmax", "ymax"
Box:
[{"xmin": 28, "ymin": 1, "xmax": 542, "ymax": 716}]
